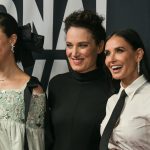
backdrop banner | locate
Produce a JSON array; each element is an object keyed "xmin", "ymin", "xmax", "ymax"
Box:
[{"xmin": 0, "ymin": 0, "xmax": 149, "ymax": 93}]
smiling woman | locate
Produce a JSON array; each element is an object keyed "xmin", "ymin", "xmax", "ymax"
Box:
[
  {"xmin": 48, "ymin": 10, "xmax": 115, "ymax": 150},
  {"xmin": 100, "ymin": 29, "xmax": 150, "ymax": 150},
  {"xmin": 0, "ymin": 12, "xmax": 49, "ymax": 150},
  {"xmin": 66, "ymin": 26, "xmax": 101, "ymax": 73},
  {"xmin": 104, "ymin": 34, "xmax": 144, "ymax": 87}
]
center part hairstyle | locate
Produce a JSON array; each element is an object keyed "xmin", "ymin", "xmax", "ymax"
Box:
[
  {"xmin": 0, "ymin": 12, "xmax": 20, "ymax": 62},
  {"xmin": 0, "ymin": 12, "xmax": 44, "ymax": 67},
  {"xmin": 106, "ymin": 28, "xmax": 150, "ymax": 82}
]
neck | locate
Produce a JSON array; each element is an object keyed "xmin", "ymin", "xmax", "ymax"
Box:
[
  {"xmin": 121, "ymin": 74, "xmax": 140, "ymax": 88},
  {"xmin": 0, "ymin": 61, "xmax": 19, "ymax": 81}
]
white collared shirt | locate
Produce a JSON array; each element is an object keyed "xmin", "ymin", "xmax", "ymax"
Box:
[{"xmin": 101, "ymin": 75, "xmax": 150, "ymax": 150}]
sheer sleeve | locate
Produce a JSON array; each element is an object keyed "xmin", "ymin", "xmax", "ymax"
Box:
[{"xmin": 26, "ymin": 93, "xmax": 46, "ymax": 150}]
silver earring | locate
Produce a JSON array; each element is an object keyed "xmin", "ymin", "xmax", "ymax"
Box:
[
  {"xmin": 11, "ymin": 44, "xmax": 15, "ymax": 53},
  {"xmin": 137, "ymin": 62, "xmax": 140, "ymax": 74}
]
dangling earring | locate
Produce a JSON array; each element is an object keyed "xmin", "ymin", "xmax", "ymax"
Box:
[
  {"xmin": 11, "ymin": 44, "xmax": 15, "ymax": 53},
  {"xmin": 137, "ymin": 61, "xmax": 140, "ymax": 74}
]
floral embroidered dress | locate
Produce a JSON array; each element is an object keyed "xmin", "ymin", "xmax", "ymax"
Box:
[{"xmin": 0, "ymin": 83, "xmax": 46, "ymax": 150}]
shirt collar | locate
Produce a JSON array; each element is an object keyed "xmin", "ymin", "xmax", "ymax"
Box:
[{"xmin": 119, "ymin": 75, "xmax": 147, "ymax": 100}]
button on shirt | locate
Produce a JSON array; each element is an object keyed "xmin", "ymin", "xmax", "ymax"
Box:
[{"xmin": 100, "ymin": 75, "xmax": 150, "ymax": 150}]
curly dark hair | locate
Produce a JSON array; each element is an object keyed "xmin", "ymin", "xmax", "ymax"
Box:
[{"xmin": 64, "ymin": 10, "xmax": 106, "ymax": 45}]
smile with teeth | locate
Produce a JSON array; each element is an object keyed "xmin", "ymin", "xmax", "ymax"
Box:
[{"xmin": 111, "ymin": 65, "xmax": 122, "ymax": 71}]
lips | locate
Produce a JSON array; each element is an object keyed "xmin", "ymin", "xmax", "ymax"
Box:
[
  {"xmin": 112, "ymin": 65, "xmax": 122, "ymax": 70},
  {"xmin": 111, "ymin": 65, "xmax": 123, "ymax": 73},
  {"xmin": 71, "ymin": 58, "xmax": 84, "ymax": 65}
]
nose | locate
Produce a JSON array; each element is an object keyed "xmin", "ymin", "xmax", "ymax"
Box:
[
  {"xmin": 110, "ymin": 53, "xmax": 116, "ymax": 61},
  {"xmin": 72, "ymin": 46, "xmax": 79, "ymax": 57},
  {"xmin": 106, "ymin": 52, "xmax": 116, "ymax": 64}
]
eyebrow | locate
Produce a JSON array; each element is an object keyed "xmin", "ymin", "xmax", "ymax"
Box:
[
  {"xmin": 66, "ymin": 41, "xmax": 90, "ymax": 44},
  {"xmin": 114, "ymin": 46, "xmax": 126, "ymax": 50}
]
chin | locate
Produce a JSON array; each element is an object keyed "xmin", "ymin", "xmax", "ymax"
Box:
[
  {"xmin": 71, "ymin": 67, "xmax": 81, "ymax": 72},
  {"xmin": 112, "ymin": 75, "xmax": 122, "ymax": 80},
  {"xmin": 72, "ymin": 68, "xmax": 86, "ymax": 73},
  {"xmin": 70, "ymin": 65, "xmax": 83, "ymax": 71}
]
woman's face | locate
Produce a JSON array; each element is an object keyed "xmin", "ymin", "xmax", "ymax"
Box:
[
  {"xmin": 105, "ymin": 35, "xmax": 143, "ymax": 87},
  {"xmin": 0, "ymin": 29, "xmax": 11, "ymax": 57},
  {"xmin": 66, "ymin": 27, "xmax": 103, "ymax": 73},
  {"xmin": 0, "ymin": 28, "xmax": 15, "ymax": 62}
]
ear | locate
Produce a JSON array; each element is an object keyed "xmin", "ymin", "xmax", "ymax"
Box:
[
  {"xmin": 136, "ymin": 48, "xmax": 144, "ymax": 62},
  {"xmin": 9, "ymin": 34, "xmax": 17, "ymax": 45},
  {"xmin": 97, "ymin": 40, "xmax": 104, "ymax": 54}
]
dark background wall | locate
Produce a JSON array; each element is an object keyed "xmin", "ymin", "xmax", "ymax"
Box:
[
  {"xmin": 106, "ymin": 0, "xmax": 150, "ymax": 60},
  {"xmin": 0, "ymin": 0, "xmax": 150, "ymax": 91}
]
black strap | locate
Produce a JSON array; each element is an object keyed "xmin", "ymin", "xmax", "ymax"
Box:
[
  {"xmin": 24, "ymin": 76, "xmax": 40, "ymax": 150},
  {"xmin": 99, "ymin": 90, "xmax": 127, "ymax": 150}
]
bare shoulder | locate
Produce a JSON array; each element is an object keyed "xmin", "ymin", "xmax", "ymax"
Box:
[
  {"xmin": 27, "ymin": 76, "xmax": 45, "ymax": 95},
  {"xmin": 16, "ymin": 71, "xmax": 45, "ymax": 95},
  {"xmin": 32, "ymin": 84, "xmax": 44, "ymax": 95}
]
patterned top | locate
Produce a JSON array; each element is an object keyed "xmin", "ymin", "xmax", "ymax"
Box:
[{"xmin": 0, "ymin": 84, "xmax": 46, "ymax": 150}]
